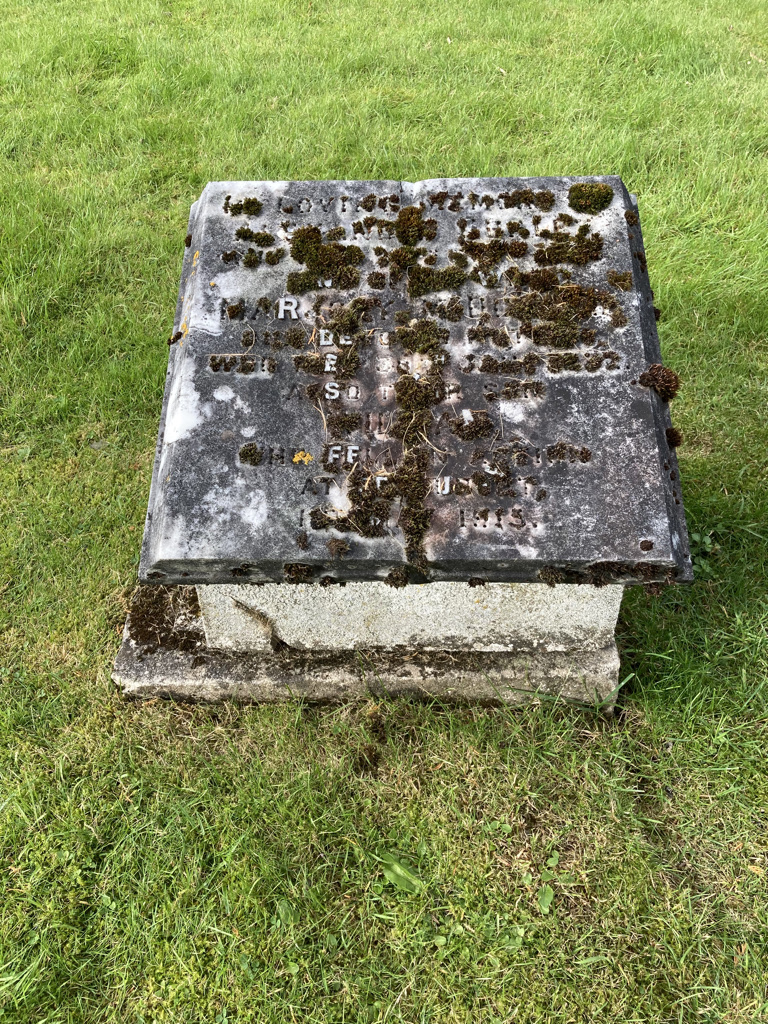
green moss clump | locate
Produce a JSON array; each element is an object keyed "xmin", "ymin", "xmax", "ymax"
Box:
[
  {"xmin": 498, "ymin": 189, "xmax": 555, "ymax": 211},
  {"xmin": 384, "ymin": 567, "xmax": 409, "ymax": 588},
  {"xmin": 388, "ymin": 246, "xmax": 423, "ymax": 282},
  {"xmin": 284, "ymin": 327, "xmax": 306, "ymax": 349},
  {"xmin": 293, "ymin": 353, "xmax": 325, "ymax": 374},
  {"xmin": 449, "ymin": 412, "xmax": 495, "ymax": 440},
  {"xmin": 239, "ymin": 443, "xmax": 264, "ymax": 466},
  {"xmin": 394, "ymin": 371, "xmax": 446, "ymax": 410},
  {"xmin": 408, "ymin": 264, "xmax": 466, "ymax": 298},
  {"xmin": 326, "ymin": 411, "xmax": 360, "ymax": 435},
  {"xmin": 325, "ymin": 296, "xmax": 378, "ymax": 335},
  {"xmin": 435, "ymin": 296, "xmax": 464, "ymax": 321},
  {"xmin": 265, "ymin": 248, "xmax": 285, "ymax": 265},
  {"xmin": 242, "ymin": 249, "xmax": 262, "ymax": 268},
  {"xmin": 500, "ymin": 379, "xmax": 546, "ymax": 399},
  {"xmin": 568, "ymin": 182, "xmax": 614, "ymax": 214},
  {"xmin": 325, "ymin": 226, "xmax": 346, "ymax": 241},
  {"xmin": 638, "ymin": 364, "xmax": 681, "ymax": 401},
  {"xmin": 507, "ymin": 285, "xmax": 622, "ymax": 348},
  {"xmin": 534, "ymin": 224, "xmax": 604, "ymax": 266},
  {"xmin": 479, "ymin": 353, "xmax": 540, "ymax": 375},
  {"xmin": 395, "ymin": 318, "xmax": 449, "ymax": 356},
  {"xmin": 468, "ymin": 318, "xmax": 511, "ymax": 348},
  {"xmin": 547, "ymin": 441, "xmax": 592, "ymax": 463},
  {"xmin": 547, "ymin": 353, "xmax": 582, "ymax": 373},
  {"xmin": 283, "ymin": 563, "xmax": 313, "ymax": 583},
  {"xmin": 607, "ymin": 269, "xmax": 633, "ymax": 291},
  {"xmin": 584, "ymin": 350, "xmax": 620, "ymax": 372},
  {"xmin": 334, "ymin": 346, "xmax": 361, "ymax": 381},
  {"xmin": 506, "ymin": 220, "xmax": 530, "ymax": 238},
  {"xmin": 367, "ymin": 271, "xmax": 386, "ymax": 289},
  {"xmin": 507, "ymin": 268, "xmax": 560, "ymax": 291},
  {"xmin": 287, "ymin": 225, "xmax": 364, "ymax": 293},
  {"xmin": 390, "ymin": 409, "xmax": 432, "ymax": 440},
  {"xmin": 236, "ymin": 227, "xmax": 275, "ymax": 245},
  {"xmin": 394, "ymin": 206, "xmax": 437, "ymax": 245},
  {"xmin": 459, "ymin": 237, "xmax": 527, "ymax": 271},
  {"xmin": 227, "ymin": 196, "xmax": 263, "ymax": 216}
]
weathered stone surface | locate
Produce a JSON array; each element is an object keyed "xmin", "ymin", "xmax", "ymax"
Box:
[
  {"xmin": 113, "ymin": 587, "xmax": 620, "ymax": 704},
  {"xmin": 197, "ymin": 581, "xmax": 623, "ymax": 653},
  {"xmin": 140, "ymin": 177, "xmax": 691, "ymax": 587}
]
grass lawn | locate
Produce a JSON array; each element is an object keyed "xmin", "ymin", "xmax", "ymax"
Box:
[{"xmin": 2, "ymin": 0, "xmax": 768, "ymax": 1020}]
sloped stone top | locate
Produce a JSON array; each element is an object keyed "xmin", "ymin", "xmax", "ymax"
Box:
[{"xmin": 139, "ymin": 177, "xmax": 691, "ymax": 586}]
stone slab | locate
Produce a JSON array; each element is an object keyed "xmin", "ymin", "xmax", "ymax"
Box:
[
  {"xmin": 197, "ymin": 581, "xmax": 623, "ymax": 653},
  {"xmin": 140, "ymin": 177, "xmax": 691, "ymax": 587},
  {"xmin": 113, "ymin": 588, "xmax": 620, "ymax": 705}
]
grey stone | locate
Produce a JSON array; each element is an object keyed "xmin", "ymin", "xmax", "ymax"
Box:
[
  {"xmin": 113, "ymin": 586, "xmax": 620, "ymax": 704},
  {"xmin": 139, "ymin": 177, "xmax": 691, "ymax": 588},
  {"xmin": 197, "ymin": 581, "xmax": 623, "ymax": 653}
]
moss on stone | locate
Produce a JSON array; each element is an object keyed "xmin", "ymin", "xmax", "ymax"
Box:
[{"xmin": 568, "ymin": 182, "xmax": 614, "ymax": 214}]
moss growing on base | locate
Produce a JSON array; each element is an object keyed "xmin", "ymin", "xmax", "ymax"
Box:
[
  {"xmin": 384, "ymin": 567, "xmax": 409, "ymax": 588},
  {"xmin": 283, "ymin": 563, "xmax": 313, "ymax": 583}
]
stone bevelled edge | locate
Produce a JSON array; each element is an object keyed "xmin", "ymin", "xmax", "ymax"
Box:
[
  {"xmin": 622, "ymin": 191, "xmax": 692, "ymax": 581},
  {"xmin": 140, "ymin": 198, "xmax": 204, "ymax": 581},
  {"xmin": 113, "ymin": 634, "xmax": 620, "ymax": 706}
]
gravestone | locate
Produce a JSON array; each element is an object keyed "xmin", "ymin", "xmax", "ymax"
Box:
[{"xmin": 114, "ymin": 177, "xmax": 691, "ymax": 704}]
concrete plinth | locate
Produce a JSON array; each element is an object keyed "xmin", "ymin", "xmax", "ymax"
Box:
[{"xmin": 112, "ymin": 582, "xmax": 623, "ymax": 705}]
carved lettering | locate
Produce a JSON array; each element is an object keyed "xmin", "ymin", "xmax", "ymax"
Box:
[{"xmin": 278, "ymin": 297, "xmax": 298, "ymax": 319}]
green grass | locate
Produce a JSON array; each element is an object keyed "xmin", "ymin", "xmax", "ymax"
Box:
[{"xmin": 1, "ymin": 0, "xmax": 768, "ymax": 1020}]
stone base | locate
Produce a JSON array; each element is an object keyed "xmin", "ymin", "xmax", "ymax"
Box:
[
  {"xmin": 197, "ymin": 581, "xmax": 623, "ymax": 653},
  {"xmin": 112, "ymin": 584, "xmax": 622, "ymax": 705}
]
